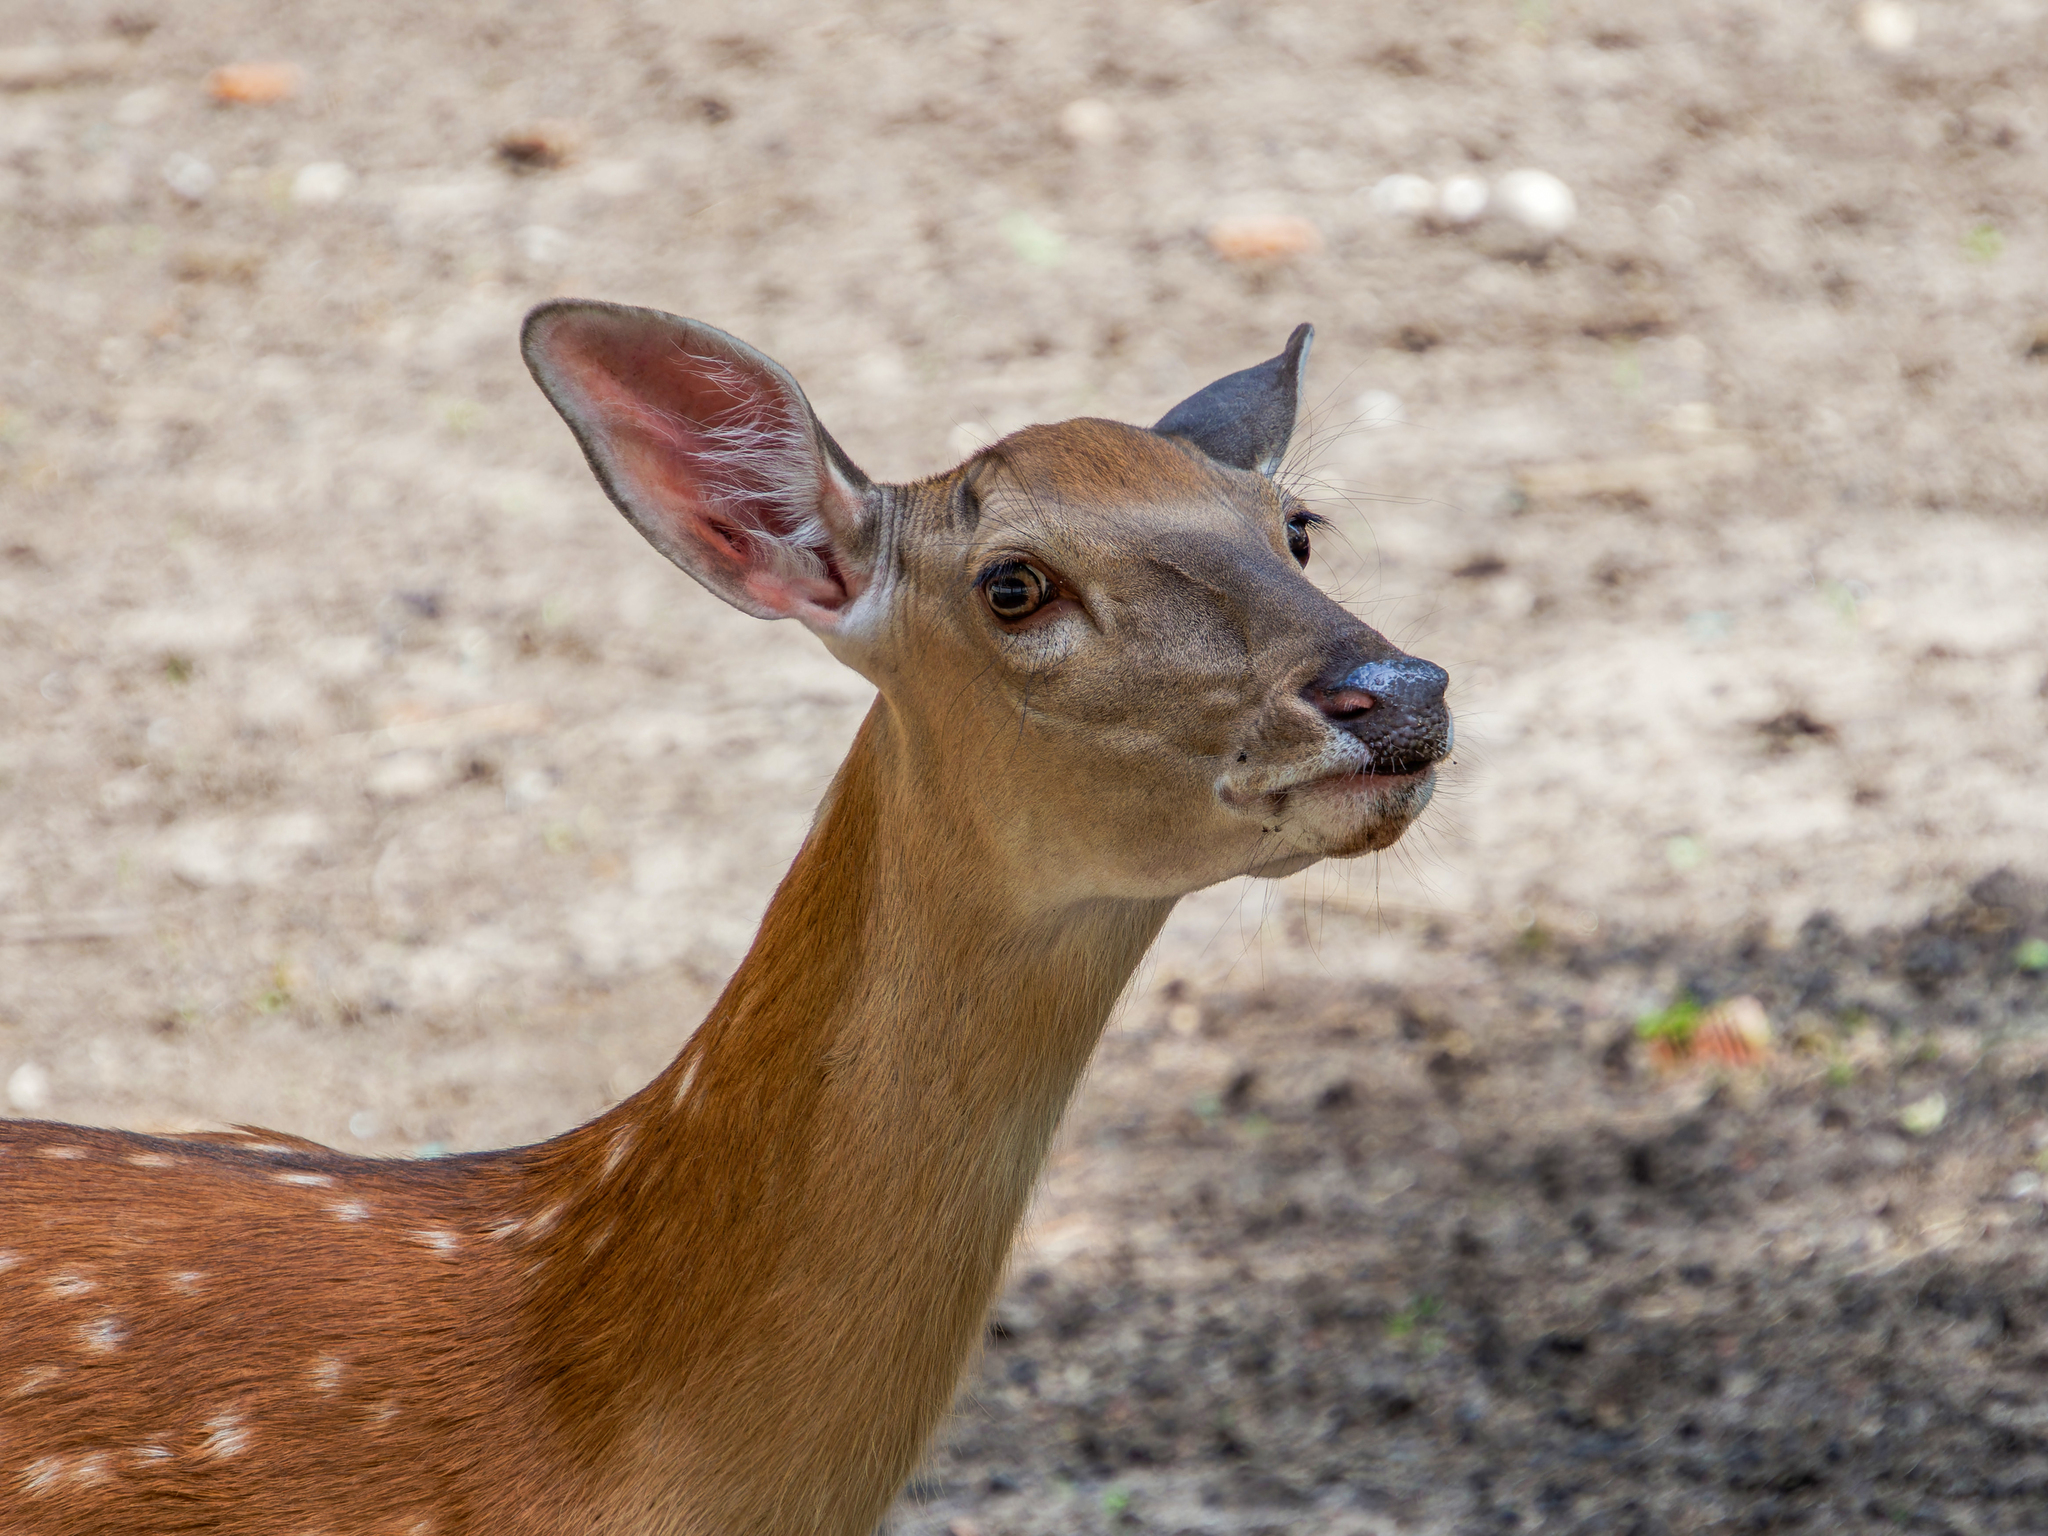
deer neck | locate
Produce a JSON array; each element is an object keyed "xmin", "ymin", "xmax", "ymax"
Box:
[{"xmin": 519, "ymin": 700, "xmax": 1172, "ymax": 1532}]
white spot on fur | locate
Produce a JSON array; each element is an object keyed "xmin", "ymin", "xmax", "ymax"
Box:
[
  {"xmin": 310, "ymin": 1354, "xmax": 344, "ymax": 1393},
  {"xmin": 484, "ymin": 1216, "xmax": 523, "ymax": 1242},
  {"xmin": 39, "ymin": 1146, "xmax": 86, "ymax": 1160},
  {"xmin": 670, "ymin": 1057, "xmax": 699, "ymax": 1109},
  {"xmin": 127, "ymin": 1151, "xmax": 179, "ymax": 1168},
  {"xmin": 22, "ymin": 1455, "xmax": 62, "ymax": 1494},
  {"xmin": 80, "ymin": 1317, "xmax": 122, "ymax": 1352},
  {"xmin": 242, "ymin": 1143, "xmax": 293, "ymax": 1155},
  {"xmin": 48, "ymin": 1273, "xmax": 96, "ymax": 1299},
  {"xmin": 272, "ymin": 1171, "xmax": 334, "ymax": 1187},
  {"xmin": 328, "ymin": 1200, "xmax": 370, "ymax": 1223},
  {"xmin": 408, "ymin": 1228, "xmax": 460, "ymax": 1254},
  {"xmin": 200, "ymin": 1412, "xmax": 249, "ymax": 1459},
  {"xmin": 167, "ymin": 1270, "xmax": 205, "ymax": 1295},
  {"xmin": 601, "ymin": 1126, "xmax": 635, "ymax": 1178},
  {"xmin": 15, "ymin": 1364, "xmax": 61, "ymax": 1396},
  {"xmin": 131, "ymin": 1444, "xmax": 171, "ymax": 1466},
  {"xmin": 0, "ymin": 1250, "xmax": 19, "ymax": 1273},
  {"xmin": 70, "ymin": 1450, "xmax": 112, "ymax": 1487},
  {"xmin": 524, "ymin": 1204, "xmax": 563, "ymax": 1240},
  {"xmin": 585, "ymin": 1222, "xmax": 615, "ymax": 1257},
  {"xmin": 368, "ymin": 1399, "xmax": 401, "ymax": 1425}
]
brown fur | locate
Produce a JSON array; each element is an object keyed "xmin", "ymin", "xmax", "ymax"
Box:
[{"xmin": 1, "ymin": 311, "xmax": 1447, "ymax": 1534}]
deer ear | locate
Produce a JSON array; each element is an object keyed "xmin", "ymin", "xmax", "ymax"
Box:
[
  {"xmin": 1152, "ymin": 323, "xmax": 1314, "ymax": 478},
  {"xmin": 521, "ymin": 300, "xmax": 875, "ymax": 628}
]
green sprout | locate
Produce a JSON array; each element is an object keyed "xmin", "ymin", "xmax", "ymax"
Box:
[
  {"xmin": 1963, "ymin": 222, "xmax": 2004, "ymax": 262},
  {"xmin": 1636, "ymin": 995, "xmax": 1703, "ymax": 1047}
]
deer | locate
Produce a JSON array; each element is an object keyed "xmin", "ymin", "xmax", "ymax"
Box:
[{"xmin": 0, "ymin": 302, "xmax": 1452, "ymax": 1535}]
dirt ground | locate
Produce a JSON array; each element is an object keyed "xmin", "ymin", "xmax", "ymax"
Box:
[{"xmin": 3, "ymin": 0, "xmax": 2047, "ymax": 1530}]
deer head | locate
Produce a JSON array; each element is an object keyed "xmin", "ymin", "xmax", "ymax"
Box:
[{"xmin": 522, "ymin": 303, "xmax": 1450, "ymax": 907}]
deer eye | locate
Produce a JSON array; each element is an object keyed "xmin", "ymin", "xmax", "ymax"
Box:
[
  {"xmin": 1286, "ymin": 516, "xmax": 1313, "ymax": 567},
  {"xmin": 981, "ymin": 561, "xmax": 1055, "ymax": 621}
]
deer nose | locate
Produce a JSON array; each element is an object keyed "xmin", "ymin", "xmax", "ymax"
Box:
[{"xmin": 1305, "ymin": 655, "xmax": 1452, "ymax": 774}]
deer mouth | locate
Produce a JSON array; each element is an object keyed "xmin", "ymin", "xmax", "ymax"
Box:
[
  {"xmin": 1292, "ymin": 762, "xmax": 1435, "ymax": 797},
  {"xmin": 1285, "ymin": 762, "xmax": 1438, "ymax": 821},
  {"xmin": 1217, "ymin": 754, "xmax": 1437, "ymax": 812}
]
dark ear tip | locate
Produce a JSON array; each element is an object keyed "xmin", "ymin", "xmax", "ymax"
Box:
[{"xmin": 1284, "ymin": 322, "xmax": 1314, "ymax": 374}]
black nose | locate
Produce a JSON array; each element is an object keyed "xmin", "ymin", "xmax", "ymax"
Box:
[{"xmin": 1306, "ymin": 655, "xmax": 1452, "ymax": 774}]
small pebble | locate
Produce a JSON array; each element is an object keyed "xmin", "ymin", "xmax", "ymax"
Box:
[
  {"xmin": 290, "ymin": 161, "xmax": 351, "ymax": 206},
  {"xmin": 1369, "ymin": 173, "xmax": 1436, "ymax": 219},
  {"xmin": 1856, "ymin": 0, "xmax": 1917, "ymax": 52},
  {"xmin": 1439, "ymin": 175, "xmax": 1489, "ymax": 224},
  {"xmin": 206, "ymin": 61, "xmax": 303, "ymax": 105},
  {"xmin": 497, "ymin": 119, "xmax": 584, "ymax": 170},
  {"xmin": 1206, "ymin": 214, "xmax": 1322, "ymax": 263},
  {"xmin": 367, "ymin": 752, "xmax": 444, "ymax": 801},
  {"xmin": 1492, "ymin": 169, "xmax": 1576, "ymax": 237},
  {"xmin": 1058, "ymin": 97, "xmax": 1119, "ymax": 146},
  {"xmin": 1899, "ymin": 1092, "xmax": 1947, "ymax": 1137},
  {"xmin": 162, "ymin": 151, "xmax": 216, "ymax": 202},
  {"xmin": 6, "ymin": 1061, "xmax": 51, "ymax": 1113}
]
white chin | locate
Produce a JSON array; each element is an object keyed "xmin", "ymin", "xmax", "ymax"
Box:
[{"xmin": 1268, "ymin": 770, "xmax": 1437, "ymax": 866}]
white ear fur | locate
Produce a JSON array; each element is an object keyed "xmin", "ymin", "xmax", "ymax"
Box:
[
  {"xmin": 685, "ymin": 357, "xmax": 843, "ymax": 589},
  {"xmin": 522, "ymin": 301, "xmax": 873, "ymax": 627}
]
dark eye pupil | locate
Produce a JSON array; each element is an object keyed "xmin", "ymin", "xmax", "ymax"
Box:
[
  {"xmin": 1287, "ymin": 523, "xmax": 1312, "ymax": 565},
  {"xmin": 986, "ymin": 567, "xmax": 1043, "ymax": 616}
]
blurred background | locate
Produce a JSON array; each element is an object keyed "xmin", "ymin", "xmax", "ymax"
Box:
[{"xmin": 3, "ymin": 2, "xmax": 2047, "ymax": 1531}]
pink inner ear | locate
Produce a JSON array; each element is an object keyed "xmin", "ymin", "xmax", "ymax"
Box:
[{"xmin": 541, "ymin": 315, "xmax": 842, "ymax": 592}]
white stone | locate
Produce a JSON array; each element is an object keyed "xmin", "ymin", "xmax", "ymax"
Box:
[
  {"xmin": 505, "ymin": 767, "xmax": 556, "ymax": 808},
  {"xmin": 1058, "ymin": 98, "xmax": 1120, "ymax": 145},
  {"xmin": 162, "ymin": 152, "xmax": 216, "ymax": 202},
  {"xmin": 163, "ymin": 813, "xmax": 329, "ymax": 888},
  {"xmin": 6, "ymin": 1061, "xmax": 50, "ymax": 1112},
  {"xmin": 291, "ymin": 161, "xmax": 352, "ymax": 205},
  {"xmin": 1439, "ymin": 175, "xmax": 1489, "ymax": 223},
  {"xmin": 1856, "ymin": 0, "xmax": 1917, "ymax": 51},
  {"xmin": 366, "ymin": 751, "xmax": 445, "ymax": 801},
  {"xmin": 1369, "ymin": 173, "xmax": 1436, "ymax": 219},
  {"xmin": 1493, "ymin": 169, "xmax": 1576, "ymax": 236}
]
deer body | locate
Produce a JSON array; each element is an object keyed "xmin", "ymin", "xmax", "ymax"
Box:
[{"xmin": 1, "ymin": 306, "xmax": 1451, "ymax": 1533}]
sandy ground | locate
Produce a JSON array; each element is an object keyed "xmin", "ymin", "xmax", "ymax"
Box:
[{"xmin": 3, "ymin": 0, "xmax": 2047, "ymax": 1530}]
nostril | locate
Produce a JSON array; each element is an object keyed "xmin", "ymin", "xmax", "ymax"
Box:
[
  {"xmin": 1313, "ymin": 686, "xmax": 1376, "ymax": 722},
  {"xmin": 1326, "ymin": 657, "xmax": 1449, "ymax": 711}
]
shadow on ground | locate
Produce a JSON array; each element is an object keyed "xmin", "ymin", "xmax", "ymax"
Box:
[{"xmin": 895, "ymin": 874, "xmax": 2048, "ymax": 1535}]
